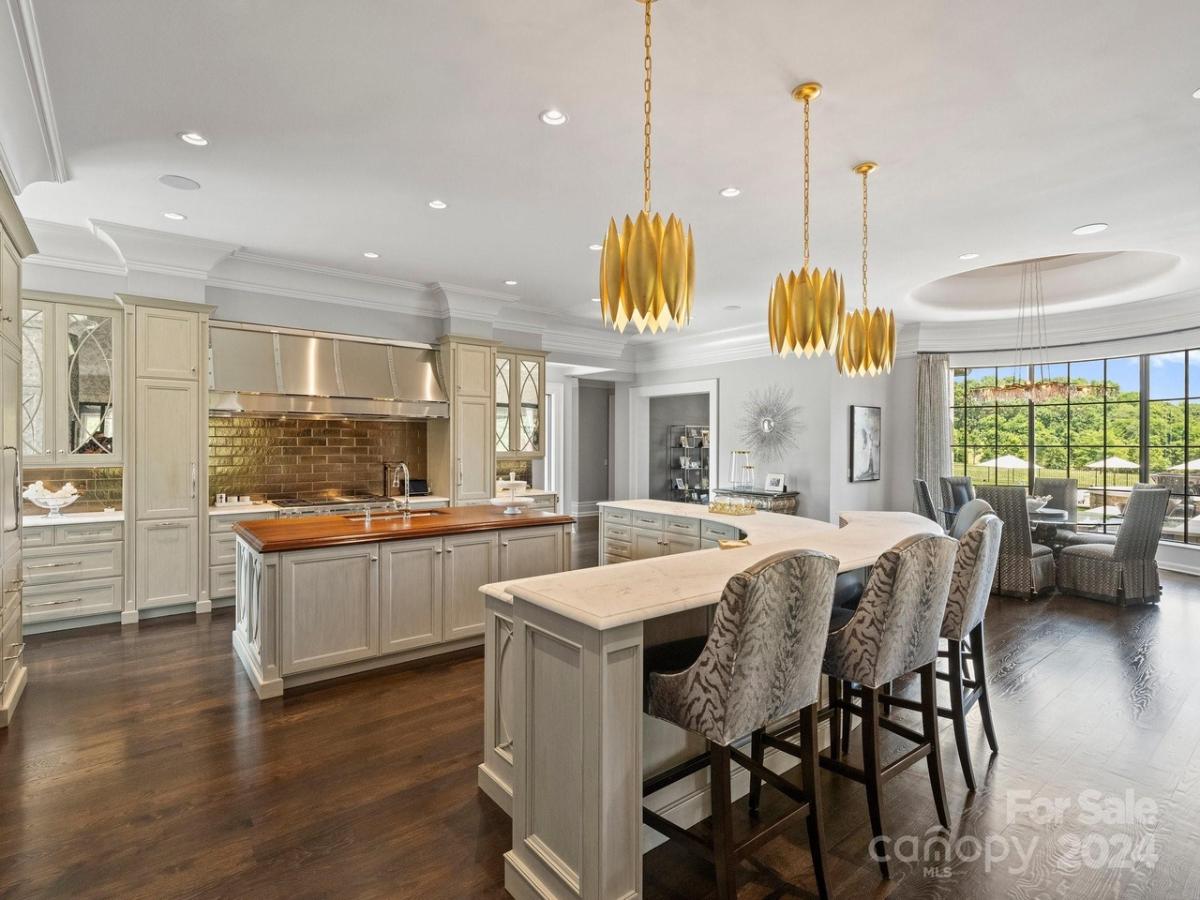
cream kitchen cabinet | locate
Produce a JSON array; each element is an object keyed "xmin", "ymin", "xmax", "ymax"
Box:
[
  {"xmin": 278, "ymin": 543, "xmax": 380, "ymax": 676},
  {"xmin": 428, "ymin": 337, "xmax": 497, "ymax": 506},
  {"xmin": 499, "ymin": 525, "xmax": 566, "ymax": 581},
  {"xmin": 455, "ymin": 395, "xmax": 494, "ymax": 502},
  {"xmin": 454, "ymin": 341, "xmax": 494, "ymax": 398},
  {"xmin": 380, "ymin": 537, "xmax": 443, "ymax": 653},
  {"xmin": 20, "ymin": 297, "xmax": 123, "ymax": 467},
  {"xmin": 494, "ymin": 349, "xmax": 546, "ymax": 459},
  {"xmin": 135, "ymin": 379, "xmax": 199, "ymax": 519},
  {"xmin": 135, "ymin": 306, "xmax": 199, "ymax": 380},
  {"xmin": 443, "ymin": 531, "xmax": 498, "ymax": 640},
  {"xmin": 0, "ymin": 231, "xmax": 20, "ymax": 348},
  {"xmin": 600, "ymin": 505, "xmax": 740, "ymax": 566},
  {"xmin": 136, "ymin": 519, "xmax": 197, "ymax": 609}
]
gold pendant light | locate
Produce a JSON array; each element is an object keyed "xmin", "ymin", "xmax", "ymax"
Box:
[
  {"xmin": 598, "ymin": 0, "xmax": 695, "ymax": 334},
  {"xmin": 836, "ymin": 162, "xmax": 896, "ymax": 376},
  {"xmin": 768, "ymin": 83, "xmax": 844, "ymax": 358}
]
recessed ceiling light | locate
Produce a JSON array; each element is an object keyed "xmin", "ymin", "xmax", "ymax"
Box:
[
  {"xmin": 504, "ymin": 280, "xmax": 518, "ymax": 286},
  {"xmin": 428, "ymin": 199, "xmax": 447, "ymax": 209},
  {"xmin": 539, "ymin": 109, "xmax": 568, "ymax": 126},
  {"xmin": 719, "ymin": 187, "xmax": 741, "ymax": 198},
  {"xmin": 723, "ymin": 304, "xmax": 742, "ymax": 311},
  {"xmin": 591, "ymin": 297, "xmax": 601, "ymax": 303},
  {"xmin": 159, "ymin": 174, "xmax": 201, "ymax": 191},
  {"xmin": 1072, "ymin": 222, "xmax": 1108, "ymax": 235},
  {"xmin": 588, "ymin": 243, "xmax": 603, "ymax": 251},
  {"xmin": 959, "ymin": 252, "xmax": 980, "ymax": 260},
  {"xmin": 1193, "ymin": 87, "xmax": 1200, "ymax": 99},
  {"xmin": 362, "ymin": 251, "xmax": 380, "ymax": 259},
  {"xmin": 178, "ymin": 131, "xmax": 209, "ymax": 146},
  {"xmin": 162, "ymin": 212, "xmax": 187, "ymax": 221}
]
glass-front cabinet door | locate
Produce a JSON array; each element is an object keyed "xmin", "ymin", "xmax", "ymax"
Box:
[
  {"xmin": 21, "ymin": 299, "xmax": 122, "ymax": 466},
  {"xmin": 495, "ymin": 350, "xmax": 545, "ymax": 460}
]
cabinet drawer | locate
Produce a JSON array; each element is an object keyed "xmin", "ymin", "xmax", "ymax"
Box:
[
  {"xmin": 24, "ymin": 578, "xmax": 123, "ymax": 624},
  {"xmin": 54, "ymin": 521, "xmax": 124, "ymax": 545},
  {"xmin": 210, "ymin": 511, "xmax": 277, "ymax": 534},
  {"xmin": 604, "ymin": 522, "xmax": 632, "ymax": 542},
  {"xmin": 24, "ymin": 544, "xmax": 123, "ymax": 586},
  {"xmin": 631, "ymin": 511, "xmax": 663, "ymax": 530},
  {"xmin": 604, "ymin": 538, "xmax": 631, "ymax": 560},
  {"xmin": 210, "ymin": 532, "xmax": 237, "ymax": 566},
  {"xmin": 701, "ymin": 538, "xmax": 720, "ymax": 550},
  {"xmin": 701, "ymin": 521, "xmax": 742, "ymax": 541},
  {"xmin": 603, "ymin": 507, "xmax": 631, "ymax": 526},
  {"xmin": 664, "ymin": 534, "xmax": 701, "ymax": 554},
  {"xmin": 210, "ymin": 564, "xmax": 236, "ymax": 599},
  {"xmin": 604, "ymin": 554, "xmax": 633, "ymax": 566},
  {"xmin": 2, "ymin": 611, "xmax": 22, "ymax": 687},
  {"xmin": 664, "ymin": 515, "xmax": 700, "ymax": 536},
  {"xmin": 23, "ymin": 527, "xmax": 51, "ymax": 548}
]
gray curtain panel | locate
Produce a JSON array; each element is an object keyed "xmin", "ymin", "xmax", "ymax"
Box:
[{"xmin": 915, "ymin": 353, "xmax": 953, "ymax": 508}]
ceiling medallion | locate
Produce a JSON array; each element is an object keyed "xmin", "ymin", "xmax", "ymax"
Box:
[
  {"xmin": 837, "ymin": 162, "xmax": 895, "ymax": 377},
  {"xmin": 598, "ymin": 0, "xmax": 695, "ymax": 334},
  {"xmin": 768, "ymin": 83, "xmax": 843, "ymax": 358}
]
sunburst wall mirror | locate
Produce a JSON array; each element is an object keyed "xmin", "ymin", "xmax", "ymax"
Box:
[{"xmin": 739, "ymin": 385, "xmax": 805, "ymax": 461}]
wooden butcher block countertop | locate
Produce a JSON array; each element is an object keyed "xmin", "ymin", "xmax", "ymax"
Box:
[{"xmin": 233, "ymin": 506, "xmax": 576, "ymax": 553}]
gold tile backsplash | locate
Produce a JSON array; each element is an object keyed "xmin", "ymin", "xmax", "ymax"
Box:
[
  {"xmin": 208, "ymin": 417, "xmax": 428, "ymax": 503},
  {"xmin": 496, "ymin": 459, "xmax": 532, "ymax": 485},
  {"xmin": 23, "ymin": 467, "xmax": 124, "ymax": 515}
]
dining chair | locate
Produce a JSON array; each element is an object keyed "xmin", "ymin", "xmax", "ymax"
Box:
[
  {"xmin": 948, "ymin": 498, "xmax": 994, "ymax": 539},
  {"xmin": 914, "ymin": 478, "xmax": 939, "ymax": 523},
  {"xmin": 1033, "ymin": 477, "xmax": 1079, "ymax": 544},
  {"xmin": 939, "ymin": 476, "xmax": 975, "ymax": 529},
  {"xmin": 643, "ymin": 549, "xmax": 839, "ymax": 900},
  {"xmin": 811, "ymin": 532, "xmax": 958, "ymax": 880},
  {"xmin": 1066, "ymin": 482, "xmax": 1156, "ymax": 547},
  {"xmin": 1056, "ymin": 486, "xmax": 1170, "ymax": 606},
  {"xmin": 974, "ymin": 485, "xmax": 1055, "ymax": 599}
]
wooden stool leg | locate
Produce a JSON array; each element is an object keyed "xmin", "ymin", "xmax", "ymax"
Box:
[
  {"xmin": 860, "ymin": 687, "xmax": 889, "ymax": 880},
  {"xmin": 947, "ymin": 639, "xmax": 976, "ymax": 792},
  {"xmin": 840, "ymin": 681, "xmax": 852, "ymax": 755},
  {"xmin": 920, "ymin": 663, "xmax": 952, "ymax": 830},
  {"xmin": 828, "ymin": 677, "xmax": 843, "ymax": 761},
  {"xmin": 800, "ymin": 705, "xmax": 831, "ymax": 900},
  {"xmin": 881, "ymin": 680, "xmax": 892, "ymax": 716},
  {"xmin": 748, "ymin": 729, "xmax": 764, "ymax": 814},
  {"xmin": 709, "ymin": 743, "xmax": 738, "ymax": 900},
  {"xmin": 971, "ymin": 622, "xmax": 1000, "ymax": 754}
]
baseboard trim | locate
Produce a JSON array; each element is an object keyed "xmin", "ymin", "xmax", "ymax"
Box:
[
  {"xmin": 477, "ymin": 762, "xmax": 513, "ymax": 815},
  {"xmin": 570, "ymin": 500, "xmax": 600, "ymax": 518}
]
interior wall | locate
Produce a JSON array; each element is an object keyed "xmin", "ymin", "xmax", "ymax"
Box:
[
  {"xmin": 826, "ymin": 372, "xmax": 894, "ymax": 515},
  {"xmin": 576, "ymin": 382, "xmax": 613, "ymax": 510},
  {"xmin": 648, "ymin": 394, "xmax": 709, "ymax": 501}
]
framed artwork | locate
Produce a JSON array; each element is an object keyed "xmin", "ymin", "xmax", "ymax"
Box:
[
  {"xmin": 850, "ymin": 406, "xmax": 882, "ymax": 482},
  {"xmin": 764, "ymin": 473, "xmax": 786, "ymax": 493}
]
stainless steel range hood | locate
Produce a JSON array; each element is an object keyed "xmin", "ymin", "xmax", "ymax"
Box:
[{"xmin": 208, "ymin": 322, "xmax": 449, "ymax": 420}]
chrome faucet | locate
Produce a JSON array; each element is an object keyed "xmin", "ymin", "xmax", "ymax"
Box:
[{"xmin": 392, "ymin": 461, "xmax": 412, "ymax": 521}]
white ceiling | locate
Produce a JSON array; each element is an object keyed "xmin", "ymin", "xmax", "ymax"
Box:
[{"xmin": 9, "ymin": 0, "xmax": 1200, "ymax": 338}]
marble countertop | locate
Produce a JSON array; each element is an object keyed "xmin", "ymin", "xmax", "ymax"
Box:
[
  {"xmin": 210, "ymin": 502, "xmax": 279, "ymax": 516},
  {"xmin": 23, "ymin": 509, "xmax": 124, "ymax": 527},
  {"xmin": 483, "ymin": 500, "xmax": 941, "ymax": 630}
]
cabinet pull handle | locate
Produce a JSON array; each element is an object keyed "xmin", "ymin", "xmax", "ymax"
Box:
[
  {"xmin": 27, "ymin": 560, "xmax": 82, "ymax": 569},
  {"xmin": 4, "ymin": 643, "xmax": 25, "ymax": 660},
  {"xmin": 446, "ymin": 547, "xmax": 454, "ymax": 554},
  {"xmin": 434, "ymin": 548, "xmax": 442, "ymax": 555},
  {"xmin": 501, "ymin": 541, "xmax": 509, "ymax": 548},
  {"xmin": 1, "ymin": 315, "xmax": 11, "ymax": 323},
  {"xmin": 457, "ymin": 459, "xmax": 463, "ymax": 487},
  {"xmin": 4, "ymin": 446, "xmax": 18, "ymax": 534},
  {"xmin": 27, "ymin": 597, "xmax": 81, "ymax": 608},
  {"xmin": 191, "ymin": 462, "xmax": 198, "ymax": 500},
  {"xmin": 153, "ymin": 521, "xmax": 177, "ymax": 527}
]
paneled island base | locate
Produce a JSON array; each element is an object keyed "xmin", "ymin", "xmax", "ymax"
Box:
[{"xmin": 479, "ymin": 501, "xmax": 942, "ymax": 900}]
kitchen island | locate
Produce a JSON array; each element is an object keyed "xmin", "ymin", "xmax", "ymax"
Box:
[
  {"xmin": 232, "ymin": 506, "xmax": 574, "ymax": 698},
  {"xmin": 479, "ymin": 500, "xmax": 940, "ymax": 900}
]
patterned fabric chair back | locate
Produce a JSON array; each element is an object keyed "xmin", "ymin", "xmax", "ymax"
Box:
[
  {"xmin": 681, "ymin": 549, "xmax": 838, "ymax": 745},
  {"xmin": 949, "ymin": 498, "xmax": 994, "ymax": 539},
  {"xmin": 914, "ymin": 479, "xmax": 938, "ymax": 522},
  {"xmin": 943, "ymin": 514, "xmax": 1003, "ymax": 640},
  {"xmin": 1033, "ymin": 477, "xmax": 1078, "ymax": 516},
  {"xmin": 940, "ymin": 476, "xmax": 976, "ymax": 513},
  {"xmin": 1112, "ymin": 487, "xmax": 1169, "ymax": 562},
  {"xmin": 975, "ymin": 485, "xmax": 1034, "ymax": 556},
  {"xmin": 824, "ymin": 533, "xmax": 957, "ymax": 688}
]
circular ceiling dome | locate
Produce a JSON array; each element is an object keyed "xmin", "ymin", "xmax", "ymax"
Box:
[{"xmin": 911, "ymin": 251, "xmax": 1180, "ymax": 314}]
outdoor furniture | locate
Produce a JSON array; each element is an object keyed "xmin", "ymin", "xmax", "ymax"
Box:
[
  {"xmin": 1056, "ymin": 487, "xmax": 1170, "ymax": 606},
  {"xmin": 818, "ymin": 533, "xmax": 958, "ymax": 880},
  {"xmin": 914, "ymin": 478, "xmax": 939, "ymax": 523},
  {"xmin": 975, "ymin": 485, "xmax": 1056, "ymax": 599},
  {"xmin": 949, "ymin": 498, "xmax": 994, "ymax": 539},
  {"xmin": 644, "ymin": 549, "xmax": 838, "ymax": 900}
]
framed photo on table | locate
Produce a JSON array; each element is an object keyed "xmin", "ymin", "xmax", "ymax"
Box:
[
  {"xmin": 850, "ymin": 405, "xmax": 882, "ymax": 482},
  {"xmin": 764, "ymin": 473, "xmax": 786, "ymax": 493}
]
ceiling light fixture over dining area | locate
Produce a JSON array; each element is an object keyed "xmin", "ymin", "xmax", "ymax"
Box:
[{"xmin": 836, "ymin": 161, "xmax": 895, "ymax": 377}]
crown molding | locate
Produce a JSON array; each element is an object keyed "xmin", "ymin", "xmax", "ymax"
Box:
[
  {"xmin": 206, "ymin": 273, "xmax": 442, "ymax": 318},
  {"xmin": 89, "ymin": 219, "xmax": 238, "ymax": 278},
  {"xmin": 633, "ymin": 322, "xmax": 773, "ymax": 373},
  {"xmin": 22, "ymin": 252, "xmax": 123, "ymax": 277},
  {"xmin": 0, "ymin": 139, "xmax": 17, "ymax": 198},
  {"xmin": 230, "ymin": 249, "xmax": 428, "ymax": 293},
  {"xmin": 5, "ymin": 0, "xmax": 66, "ymax": 185},
  {"xmin": 430, "ymin": 282, "xmax": 517, "ymax": 323}
]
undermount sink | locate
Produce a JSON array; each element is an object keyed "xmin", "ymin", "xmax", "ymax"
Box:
[{"xmin": 343, "ymin": 510, "xmax": 445, "ymax": 522}]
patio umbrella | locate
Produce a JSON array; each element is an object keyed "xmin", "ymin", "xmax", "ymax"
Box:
[
  {"xmin": 1086, "ymin": 455, "xmax": 1139, "ymax": 485},
  {"xmin": 1168, "ymin": 459, "xmax": 1200, "ymax": 470},
  {"xmin": 976, "ymin": 454, "xmax": 1038, "ymax": 484}
]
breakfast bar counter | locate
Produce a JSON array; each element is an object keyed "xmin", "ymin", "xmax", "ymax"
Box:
[{"xmin": 479, "ymin": 500, "xmax": 940, "ymax": 900}]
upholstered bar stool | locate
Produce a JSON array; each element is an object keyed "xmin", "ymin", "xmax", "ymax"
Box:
[
  {"xmin": 809, "ymin": 533, "xmax": 958, "ymax": 880},
  {"xmin": 643, "ymin": 549, "xmax": 840, "ymax": 900},
  {"xmin": 883, "ymin": 515, "xmax": 1003, "ymax": 791}
]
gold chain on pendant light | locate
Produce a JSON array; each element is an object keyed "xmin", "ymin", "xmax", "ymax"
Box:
[
  {"xmin": 836, "ymin": 162, "xmax": 896, "ymax": 376},
  {"xmin": 598, "ymin": 0, "xmax": 694, "ymax": 335},
  {"xmin": 768, "ymin": 83, "xmax": 844, "ymax": 358}
]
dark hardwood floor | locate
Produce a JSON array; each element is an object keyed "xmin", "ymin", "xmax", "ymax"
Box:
[{"xmin": 2, "ymin": 563, "xmax": 1198, "ymax": 898}]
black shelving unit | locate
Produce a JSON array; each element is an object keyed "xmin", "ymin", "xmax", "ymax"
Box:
[{"xmin": 668, "ymin": 424, "xmax": 710, "ymax": 504}]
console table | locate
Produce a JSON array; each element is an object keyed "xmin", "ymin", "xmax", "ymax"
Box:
[{"xmin": 710, "ymin": 488, "xmax": 800, "ymax": 514}]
